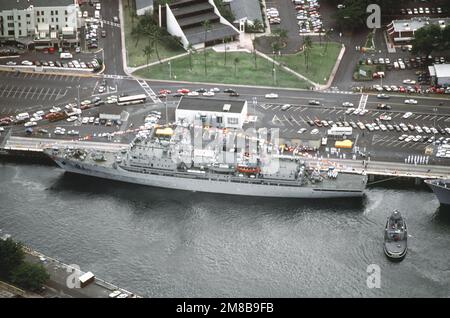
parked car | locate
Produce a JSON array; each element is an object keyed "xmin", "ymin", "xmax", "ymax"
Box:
[{"xmin": 265, "ymin": 93, "xmax": 278, "ymax": 99}]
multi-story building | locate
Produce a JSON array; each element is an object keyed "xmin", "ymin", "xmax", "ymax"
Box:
[
  {"xmin": 387, "ymin": 17, "xmax": 450, "ymax": 44},
  {"xmin": 0, "ymin": 0, "xmax": 80, "ymax": 49}
]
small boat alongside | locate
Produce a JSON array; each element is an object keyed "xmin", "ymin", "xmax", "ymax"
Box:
[{"xmin": 383, "ymin": 210, "xmax": 408, "ymax": 260}]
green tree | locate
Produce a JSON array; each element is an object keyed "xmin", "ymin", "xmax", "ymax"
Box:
[
  {"xmin": 203, "ymin": 20, "xmax": 211, "ymax": 76},
  {"xmin": 412, "ymin": 24, "xmax": 443, "ymax": 55},
  {"xmin": 303, "ymin": 36, "xmax": 313, "ymax": 71},
  {"xmin": 144, "ymin": 45, "xmax": 154, "ymax": 65},
  {"xmin": 0, "ymin": 238, "xmax": 25, "ymax": 280},
  {"xmin": 187, "ymin": 43, "xmax": 195, "ymax": 71},
  {"xmin": 333, "ymin": 0, "xmax": 367, "ymax": 31},
  {"xmin": 323, "ymin": 29, "xmax": 332, "ymax": 53},
  {"xmin": 130, "ymin": 10, "xmax": 138, "ymax": 29},
  {"xmin": 252, "ymin": 38, "xmax": 257, "ymax": 70},
  {"xmin": 11, "ymin": 262, "xmax": 50, "ymax": 292},
  {"xmin": 131, "ymin": 26, "xmax": 141, "ymax": 47},
  {"xmin": 272, "ymin": 28, "xmax": 288, "ymax": 50},
  {"xmin": 442, "ymin": 25, "xmax": 450, "ymax": 49},
  {"xmin": 233, "ymin": 57, "xmax": 239, "ymax": 77},
  {"xmin": 253, "ymin": 19, "xmax": 264, "ymax": 33},
  {"xmin": 147, "ymin": 25, "xmax": 163, "ymax": 62},
  {"xmin": 223, "ymin": 37, "xmax": 229, "ymax": 66}
]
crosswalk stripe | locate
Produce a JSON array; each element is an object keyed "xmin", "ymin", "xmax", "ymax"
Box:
[{"xmin": 136, "ymin": 79, "xmax": 160, "ymax": 103}]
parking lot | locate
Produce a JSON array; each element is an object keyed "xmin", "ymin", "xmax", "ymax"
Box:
[{"xmin": 250, "ymin": 96, "xmax": 450, "ymax": 163}]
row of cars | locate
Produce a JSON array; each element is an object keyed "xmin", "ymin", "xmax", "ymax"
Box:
[
  {"xmin": 436, "ymin": 145, "xmax": 450, "ymax": 158},
  {"xmin": 266, "ymin": 7, "xmax": 281, "ymax": 25},
  {"xmin": 373, "ymin": 83, "xmax": 424, "ymax": 94},
  {"xmin": 0, "ymin": 93, "xmax": 113, "ymax": 129},
  {"xmin": 399, "ymin": 134, "xmax": 450, "ymax": 146},
  {"xmin": 85, "ymin": 17, "xmax": 106, "ymax": 50},
  {"xmin": 303, "ymin": 113, "xmax": 450, "ymax": 144},
  {"xmin": 400, "ymin": 7, "xmax": 444, "ymax": 15},
  {"xmin": 11, "ymin": 58, "xmax": 101, "ymax": 70},
  {"xmin": 293, "ymin": 0, "xmax": 323, "ymax": 34},
  {"xmin": 81, "ymin": 116, "xmax": 120, "ymax": 126},
  {"xmin": 157, "ymin": 88, "xmax": 239, "ymax": 98},
  {"xmin": 364, "ymin": 55, "xmax": 446, "ymax": 70}
]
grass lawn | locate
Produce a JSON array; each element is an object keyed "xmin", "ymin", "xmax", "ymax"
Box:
[
  {"xmin": 134, "ymin": 50, "xmax": 310, "ymax": 89},
  {"xmin": 123, "ymin": 4, "xmax": 184, "ymax": 67},
  {"xmin": 276, "ymin": 42, "xmax": 342, "ymax": 84}
]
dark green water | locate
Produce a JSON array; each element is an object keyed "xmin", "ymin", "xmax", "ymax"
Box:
[{"xmin": 0, "ymin": 163, "xmax": 449, "ymax": 297}]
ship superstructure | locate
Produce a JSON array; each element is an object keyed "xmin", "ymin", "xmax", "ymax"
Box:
[{"xmin": 46, "ymin": 125, "xmax": 367, "ymax": 198}]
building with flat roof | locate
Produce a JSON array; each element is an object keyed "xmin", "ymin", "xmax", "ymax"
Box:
[
  {"xmin": 175, "ymin": 96, "xmax": 247, "ymax": 128},
  {"xmin": 428, "ymin": 63, "xmax": 450, "ymax": 86},
  {"xmin": 135, "ymin": 0, "xmax": 154, "ymax": 16},
  {"xmin": 99, "ymin": 105, "xmax": 126, "ymax": 121},
  {"xmin": 228, "ymin": 0, "xmax": 263, "ymax": 26},
  {"xmin": 387, "ymin": 17, "xmax": 450, "ymax": 44},
  {"xmin": 159, "ymin": 0, "xmax": 240, "ymax": 50},
  {"xmin": 0, "ymin": 0, "xmax": 79, "ymax": 49}
]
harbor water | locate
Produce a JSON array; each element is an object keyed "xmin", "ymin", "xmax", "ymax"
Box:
[{"xmin": 0, "ymin": 162, "xmax": 449, "ymax": 297}]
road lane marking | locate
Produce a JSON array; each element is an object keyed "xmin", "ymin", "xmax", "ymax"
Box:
[
  {"xmin": 24, "ymin": 87, "xmax": 33, "ymax": 99},
  {"xmin": 36, "ymin": 87, "xmax": 45, "ymax": 100},
  {"xmin": 17, "ymin": 87, "xmax": 27, "ymax": 99},
  {"xmin": 1, "ymin": 85, "xmax": 10, "ymax": 97},
  {"xmin": 6, "ymin": 86, "xmax": 15, "ymax": 97}
]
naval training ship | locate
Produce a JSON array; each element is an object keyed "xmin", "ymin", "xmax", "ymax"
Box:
[
  {"xmin": 45, "ymin": 125, "xmax": 367, "ymax": 198},
  {"xmin": 425, "ymin": 179, "xmax": 450, "ymax": 205}
]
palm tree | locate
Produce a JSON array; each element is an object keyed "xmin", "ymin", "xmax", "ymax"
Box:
[
  {"xmin": 131, "ymin": 26, "xmax": 141, "ymax": 47},
  {"xmin": 223, "ymin": 37, "xmax": 228, "ymax": 66},
  {"xmin": 203, "ymin": 20, "xmax": 211, "ymax": 76},
  {"xmin": 253, "ymin": 19, "xmax": 263, "ymax": 33},
  {"xmin": 187, "ymin": 43, "xmax": 194, "ymax": 71},
  {"xmin": 149, "ymin": 25, "xmax": 162, "ymax": 62},
  {"xmin": 272, "ymin": 28, "xmax": 288, "ymax": 52},
  {"xmin": 319, "ymin": 27, "xmax": 323, "ymax": 46},
  {"xmin": 324, "ymin": 29, "xmax": 332, "ymax": 54},
  {"xmin": 303, "ymin": 36, "xmax": 313, "ymax": 71},
  {"xmin": 252, "ymin": 38, "xmax": 257, "ymax": 70},
  {"xmin": 144, "ymin": 45, "xmax": 154, "ymax": 65},
  {"xmin": 131, "ymin": 11, "xmax": 138, "ymax": 29},
  {"xmin": 233, "ymin": 57, "xmax": 239, "ymax": 77}
]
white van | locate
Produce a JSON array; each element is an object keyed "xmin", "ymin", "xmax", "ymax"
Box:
[
  {"xmin": 60, "ymin": 52, "xmax": 73, "ymax": 59},
  {"xmin": 16, "ymin": 112, "xmax": 30, "ymax": 121},
  {"xmin": 393, "ymin": 61, "xmax": 399, "ymax": 69},
  {"xmin": 94, "ymin": 10, "xmax": 100, "ymax": 19}
]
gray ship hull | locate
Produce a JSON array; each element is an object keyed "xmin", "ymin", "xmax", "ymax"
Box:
[
  {"xmin": 53, "ymin": 158, "xmax": 366, "ymax": 199},
  {"xmin": 425, "ymin": 179, "xmax": 450, "ymax": 205}
]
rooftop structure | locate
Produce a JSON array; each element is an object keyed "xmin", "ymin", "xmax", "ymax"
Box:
[
  {"xmin": 160, "ymin": 0, "xmax": 239, "ymax": 49},
  {"xmin": 387, "ymin": 17, "xmax": 450, "ymax": 43},
  {"xmin": 428, "ymin": 63, "xmax": 450, "ymax": 86},
  {"xmin": 228, "ymin": 0, "xmax": 263, "ymax": 25},
  {"xmin": 175, "ymin": 96, "xmax": 247, "ymax": 128},
  {"xmin": 135, "ymin": 0, "xmax": 154, "ymax": 16}
]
